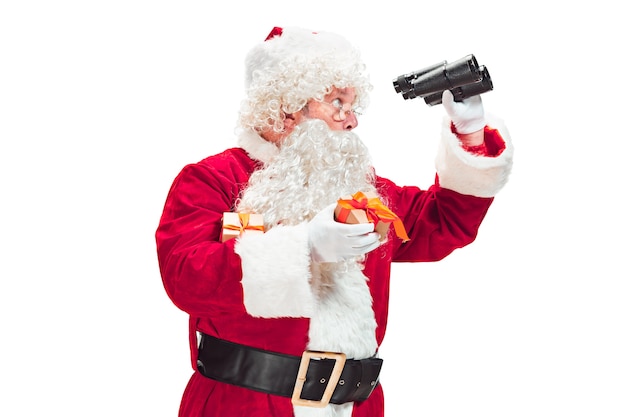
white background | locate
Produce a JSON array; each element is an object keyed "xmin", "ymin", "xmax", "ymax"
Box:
[{"xmin": 1, "ymin": 1, "xmax": 624, "ymax": 416}]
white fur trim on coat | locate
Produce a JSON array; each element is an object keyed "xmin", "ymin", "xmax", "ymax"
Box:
[
  {"xmin": 294, "ymin": 402, "xmax": 353, "ymax": 417},
  {"xmin": 237, "ymin": 129, "xmax": 279, "ymax": 164},
  {"xmin": 235, "ymin": 223, "xmax": 315, "ymax": 318},
  {"xmin": 435, "ymin": 114, "xmax": 513, "ymax": 198}
]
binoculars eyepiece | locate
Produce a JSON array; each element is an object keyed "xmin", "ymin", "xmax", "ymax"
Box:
[{"xmin": 393, "ymin": 54, "xmax": 493, "ymax": 106}]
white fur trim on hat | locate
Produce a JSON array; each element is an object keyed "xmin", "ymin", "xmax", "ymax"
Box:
[{"xmin": 244, "ymin": 27, "xmax": 360, "ymax": 89}]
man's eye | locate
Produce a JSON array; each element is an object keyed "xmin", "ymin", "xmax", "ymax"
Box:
[{"xmin": 331, "ymin": 98, "xmax": 343, "ymax": 109}]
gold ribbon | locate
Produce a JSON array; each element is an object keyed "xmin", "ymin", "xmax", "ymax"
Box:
[
  {"xmin": 223, "ymin": 213, "xmax": 265, "ymax": 235},
  {"xmin": 336, "ymin": 192, "xmax": 410, "ymax": 242}
]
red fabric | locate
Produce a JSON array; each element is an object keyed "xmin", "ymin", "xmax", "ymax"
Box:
[
  {"xmin": 453, "ymin": 124, "xmax": 506, "ymax": 156},
  {"xmin": 178, "ymin": 371, "xmax": 385, "ymax": 417},
  {"xmin": 155, "ymin": 133, "xmax": 505, "ymax": 415},
  {"xmin": 264, "ymin": 26, "xmax": 318, "ymax": 41},
  {"xmin": 265, "ymin": 26, "xmax": 283, "ymax": 41}
]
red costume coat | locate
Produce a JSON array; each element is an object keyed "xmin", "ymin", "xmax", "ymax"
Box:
[{"xmin": 156, "ymin": 117, "xmax": 512, "ymax": 417}]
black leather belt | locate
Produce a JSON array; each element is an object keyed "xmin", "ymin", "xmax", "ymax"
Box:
[{"xmin": 196, "ymin": 333, "xmax": 383, "ymax": 407}]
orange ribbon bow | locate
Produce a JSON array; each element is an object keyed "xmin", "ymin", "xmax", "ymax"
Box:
[
  {"xmin": 336, "ymin": 192, "xmax": 410, "ymax": 243},
  {"xmin": 223, "ymin": 213, "xmax": 265, "ymax": 234}
]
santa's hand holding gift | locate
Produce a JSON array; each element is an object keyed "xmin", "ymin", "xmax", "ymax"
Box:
[{"xmin": 156, "ymin": 26, "xmax": 513, "ymax": 417}]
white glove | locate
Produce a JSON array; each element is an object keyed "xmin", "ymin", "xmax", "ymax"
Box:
[
  {"xmin": 308, "ymin": 203, "xmax": 381, "ymax": 263},
  {"xmin": 442, "ymin": 90, "xmax": 486, "ymax": 134}
]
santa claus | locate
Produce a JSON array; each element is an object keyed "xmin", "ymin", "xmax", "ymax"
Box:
[{"xmin": 156, "ymin": 26, "xmax": 513, "ymax": 417}]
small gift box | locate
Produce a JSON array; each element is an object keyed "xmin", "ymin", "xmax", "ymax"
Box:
[
  {"xmin": 334, "ymin": 191, "xmax": 410, "ymax": 243},
  {"xmin": 220, "ymin": 212, "xmax": 265, "ymax": 242}
]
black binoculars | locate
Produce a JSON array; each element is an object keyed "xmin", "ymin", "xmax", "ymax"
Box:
[{"xmin": 392, "ymin": 54, "xmax": 493, "ymax": 106}]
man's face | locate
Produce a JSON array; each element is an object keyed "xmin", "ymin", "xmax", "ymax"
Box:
[
  {"xmin": 261, "ymin": 87, "xmax": 360, "ymax": 144},
  {"xmin": 304, "ymin": 87, "xmax": 359, "ymax": 132}
]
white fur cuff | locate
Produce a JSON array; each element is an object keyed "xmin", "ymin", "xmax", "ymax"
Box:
[
  {"xmin": 435, "ymin": 114, "xmax": 513, "ymax": 198},
  {"xmin": 235, "ymin": 223, "xmax": 315, "ymax": 318}
]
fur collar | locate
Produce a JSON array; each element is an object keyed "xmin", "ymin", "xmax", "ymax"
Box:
[{"xmin": 237, "ymin": 129, "xmax": 279, "ymax": 164}]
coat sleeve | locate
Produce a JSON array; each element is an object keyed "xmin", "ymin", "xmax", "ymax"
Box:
[
  {"xmin": 382, "ymin": 115, "xmax": 513, "ymax": 262},
  {"xmin": 155, "ymin": 153, "xmax": 316, "ymax": 318},
  {"xmin": 155, "ymin": 159, "xmax": 247, "ymax": 317}
]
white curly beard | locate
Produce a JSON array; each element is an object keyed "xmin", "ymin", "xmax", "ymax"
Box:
[
  {"xmin": 236, "ymin": 120, "xmax": 380, "ymax": 417},
  {"xmin": 236, "ymin": 119, "xmax": 378, "ymax": 227}
]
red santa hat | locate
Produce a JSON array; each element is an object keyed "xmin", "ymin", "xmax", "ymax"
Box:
[{"xmin": 238, "ymin": 26, "xmax": 372, "ymax": 134}]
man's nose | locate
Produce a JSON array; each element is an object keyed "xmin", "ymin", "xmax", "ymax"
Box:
[{"xmin": 343, "ymin": 111, "xmax": 358, "ymax": 130}]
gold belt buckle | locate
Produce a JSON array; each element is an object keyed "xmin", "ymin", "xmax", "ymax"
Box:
[{"xmin": 291, "ymin": 350, "xmax": 347, "ymax": 408}]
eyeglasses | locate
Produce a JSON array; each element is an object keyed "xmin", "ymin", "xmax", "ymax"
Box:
[{"xmin": 319, "ymin": 98, "xmax": 362, "ymax": 122}]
